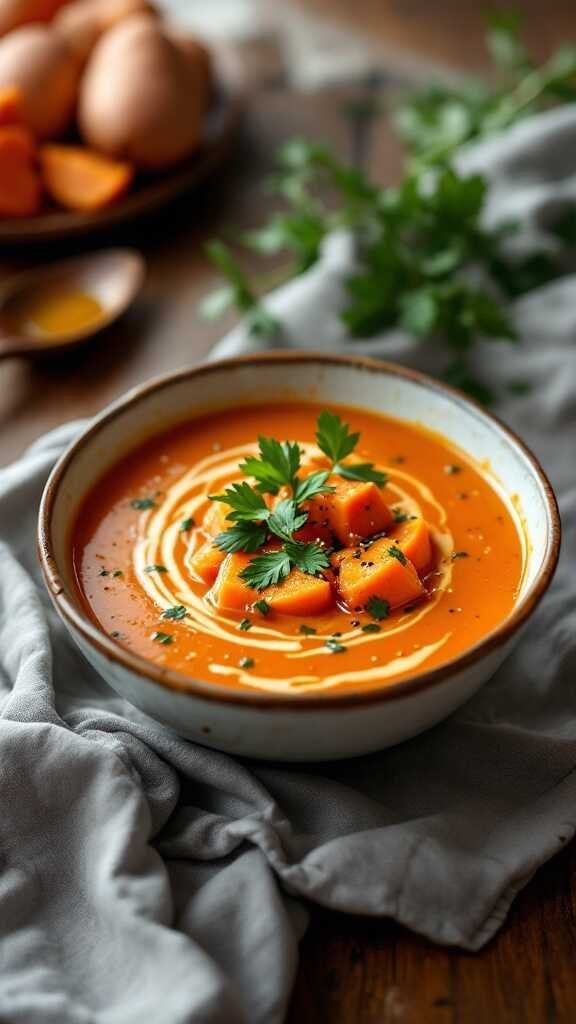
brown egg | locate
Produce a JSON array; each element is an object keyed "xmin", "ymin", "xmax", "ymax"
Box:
[
  {"xmin": 78, "ymin": 14, "xmax": 208, "ymax": 170},
  {"xmin": 55, "ymin": 0, "xmax": 157, "ymax": 62},
  {"xmin": 0, "ymin": 24, "xmax": 81, "ymax": 138},
  {"xmin": 0, "ymin": 0, "xmax": 68, "ymax": 37}
]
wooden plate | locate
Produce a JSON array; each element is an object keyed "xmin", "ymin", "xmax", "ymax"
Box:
[{"xmin": 0, "ymin": 46, "xmax": 245, "ymax": 245}]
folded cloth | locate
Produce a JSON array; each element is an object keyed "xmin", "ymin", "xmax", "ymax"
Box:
[{"xmin": 1, "ymin": 106, "xmax": 576, "ymax": 1024}]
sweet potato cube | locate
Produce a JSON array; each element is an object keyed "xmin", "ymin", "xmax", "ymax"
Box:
[
  {"xmin": 388, "ymin": 517, "xmax": 432, "ymax": 574},
  {"xmin": 209, "ymin": 552, "xmax": 333, "ymax": 615},
  {"xmin": 40, "ymin": 145, "xmax": 133, "ymax": 212},
  {"xmin": 0, "ymin": 85, "xmax": 24, "ymax": 126},
  {"xmin": 338, "ymin": 537, "xmax": 424, "ymax": 611},
  {"xmin": 201, "ymin": 500, "xmax": 232, "ymax": 537},
  {"xmin": 0, "ymin": 125, "xmax": 41, "ymax": 217},
  {"xmin": 189, "ymin": 539, "xmax": 225, "ymax": 584},
  {"xmin": 307, "ymin": 478, "xmax": 392, "ymax": 545}
]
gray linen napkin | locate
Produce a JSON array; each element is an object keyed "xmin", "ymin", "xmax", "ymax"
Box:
[{"xmin": 1, "ymin": 106, "xmax": 576, "ymax": 1024}]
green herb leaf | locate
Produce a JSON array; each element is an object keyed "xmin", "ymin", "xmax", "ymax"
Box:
[
  {"xmin": 98, "ymin": 569, "xmax": 109, "ymax": 577},
  {"xmin": 285, "ymin": 540, "xmax": 330, "ymax": 576},
  {"xmin": 239, "ymin": 617, "xmax": 252, "ymax": 631},
  {"xmin": 388, "ymin": 545, "xmax": 407, "ymax": 565},
  {"xmin": 239, "ymin": 656, "xmax": 255, "ymax": 669},
  {"xmin": 451, "ymin": 550, "xmax": 470, "ymax": 560},
  {"xmin": 152, "ymin": 631, "xmax": 173, "ymax": 645},
  {"xmin": 161, "ymin": 605, "xmax": 188, "ymax": 621},
  {"xmin": 299, "ymin": 624, "xmax": 317, "ymax": 635},
  {"xmin": 333, "ymin": 462, "xmax": 387, "ymax": 486},
  {"xmin": 361, "ymin": 622, "xmax": 381, "ymax": 633},
  {"xmin": 179, "ymin": 517, "xmax": 195, "ymax": 532},
  {"xmin": 112, "ymin": 570, "xmax": 123, "ymax": 578},
  {"xmin": 239, "ymin": 549, "xmax": 292, "ymax": 590},
  {"xmin": 144, "ymin": 564, "xmax": 168, "ymax": 574},
  {"xmin": 241, "ymin": 437, "xmax": 301, "ymax": 494},
  {"xmin": 292, "ymin": 470, "xmax": 334, "ymax": 505},
  {"xmin": 365, "ymin": 596, "xmax": 390, "ymax": 620},
  {"xmin": 316, "ymin": 410, "xmax": 359, "ymax": 464},
  {"xmin": 131, "ymin": 497, "xmax": 156, "ymax": 510},
  {"xmin": 325, "ymin": 638, "xmax": 347, "ymax": 654},
  {"xmin": 213, "ymin": 521, "xmax": 269, "ymax": 554},
  {"xmin": 210, "ymin": 481, "xmax": 270, "ymax": 521},
  {"xmin": 253, "ymin": 599, "xmax": 271, "ymax": 615},
  {"xmin": 267, "ymin": 499, "xmax": 308, "ymax": 543}
]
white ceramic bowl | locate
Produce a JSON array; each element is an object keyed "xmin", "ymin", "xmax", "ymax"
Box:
[{"xmin": 38, "ymin": 354, "xmax": 560, "ymax": 761}]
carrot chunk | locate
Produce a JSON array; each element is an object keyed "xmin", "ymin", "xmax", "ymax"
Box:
[
  {"xmin": 189, "ymin": 539, "xmax": 225, "ymax": 584},
  {"xmin": 40, "ymin": 144, "xmax": 133, "ymax": 212},
  {"xmin": 209, "ymin": 552, "xmax": 333, "ymax": 615},
  {"xmin": 306, "ymin": 477, "xmax": 392, "ymax": 545},
  {"xmin": 337, "ymin": 537, "xmax": 424, "ymax": 611},
  {"xmin": 0, "ymin": 125, "xmax": 41, "ymax": 217},
  {"xmin": 388, "ymin": 517, "xmax": 432, "ymax": 574},
  {"xmin": 0, "ymin": 85, "xmax": 24, "ymax": 126}
]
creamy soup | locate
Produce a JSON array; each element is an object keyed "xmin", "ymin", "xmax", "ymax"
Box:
[{"xmin": 72, "ymin": 402, "xmax": 525, "ymax": 695}]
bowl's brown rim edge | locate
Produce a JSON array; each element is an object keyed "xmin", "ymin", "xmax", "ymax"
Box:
[{"xmin": 37, "ymin": 351, "xmax": 562, "ymax": 712}]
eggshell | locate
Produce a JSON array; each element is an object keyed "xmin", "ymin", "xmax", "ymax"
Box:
[
  {"xmin": 0, "ymin": 24, "xmax": 81, "ymax": 138},
  {"xmin": 54, "ymin": 0, "xmax": 157, "ymax": 62}
]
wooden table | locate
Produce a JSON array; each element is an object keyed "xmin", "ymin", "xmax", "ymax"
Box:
[{"xmin": 1, "ymin": 65, "xmax": 575, "ymax": 1024}]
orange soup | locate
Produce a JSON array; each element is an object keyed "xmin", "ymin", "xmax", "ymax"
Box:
[{"xmin": 72, "ymin": 402, "xmax": 525, "ymax": 695}]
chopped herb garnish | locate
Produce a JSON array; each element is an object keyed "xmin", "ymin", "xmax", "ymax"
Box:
[
  {"xmin": 253, "ymin": 599, "xmax": 271, "ymax": 615},
  {"xmin": 452, "ymin": 550, "xmax": 470, "ymax": 560},
  {"xmin": 239, "ymin": 618, "xmax": 252, "ymax": 631},
  {"xmin": 299, "ymin": 624, "xmax": 317, "ymax": 635},
  {"xmin": 392, "ymin": 509, "xmax": 414, "ymax": 524},
  {"xmin": 361, "ymin": 623, "xmax": 382, "ymax": 633},
  {"xmin": 316, "ymin": 410, "xmax": 387, "ymax": 486},
  {"xmin": 239, "ymin": 656, "xmax": 254, "ymax": 669},
  {"xmin": 131, "ymin": 497, "xmax": 157, "ymax": 510},
  {"xmin": 179, "ymin": 517, "xmax": 195, "ymax": 532},
  {"xmin": 112, "ymin": 570, "xmax": 123, "ymax": 577},
  {"xmin": 365, "ymin": 596, "xmax": 390, "ymax": 620},
  {"xmin": 444, "ymin": 464, "xmax": 462, "ymax": 475},
  {"xmin": 98, "ymin": 569, "xmax": 109, "ymax": 577},
  {"xmin": 144, "ymin": 564, "xmax": 168, "ymax": 574},
  {"xmin": 388, "ymin": 545, "xmax": 407, "ymax": 565},
  {"xmin": 152, "ymin": 631, "xmax": 173, "ymax": 645},
  {"xmin": 161, "ymin": 605, "xmax": 188, "ymax": 621},
  {"xmin": 325, "ymin": 638, "xmax": 347, "ymax": 654},
  {"xmin": 110, "ymin": 630, "xmax": 123, "ymax": 639}
]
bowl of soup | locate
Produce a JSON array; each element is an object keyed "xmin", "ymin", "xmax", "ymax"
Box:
[{"xmin": 38, "ymin": 353, "xmax": 560, "ymax": 760}]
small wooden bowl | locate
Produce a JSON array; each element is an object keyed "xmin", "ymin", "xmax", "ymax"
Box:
[{"xmin": 0, "ymin": 46, "xmax": 245, "ymax": 245}]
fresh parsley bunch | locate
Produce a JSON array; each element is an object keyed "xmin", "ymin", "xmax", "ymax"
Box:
[{"xmin": 210, "ymin": 411, "xmax": 385, "ymax": 590}]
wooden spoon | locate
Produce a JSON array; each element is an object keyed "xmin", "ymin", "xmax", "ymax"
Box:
[{"xmin": 0, "ymin": 248, "xmax": 145, "ymax": 360}]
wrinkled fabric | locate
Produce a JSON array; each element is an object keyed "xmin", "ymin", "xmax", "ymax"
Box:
[{"xmin": 1, "ymin": 106, "xmax": 576, "ymax": 1023}]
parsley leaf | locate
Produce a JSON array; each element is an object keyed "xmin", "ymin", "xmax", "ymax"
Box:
[
  {"xmin": 316, "ymin": 410, "xmax": 359, "ymax": 463},
  {"xmin": 325, "ymin": 638, "xmax": 347, "ymax": 653},
  {"xmin": 161, "ymin": 605, "xmax": 187, "ymax": 621},
  {"xmin": 213, "ymin": 521, "xmax": 269, "ymax": 554},
  {"xmin": 131, "ymin": 497, "xmax": 156, "ymax": 510},
  {"xmin": 239, "ymin": 618, "xmax": 252, "ymax": 631},
  {"xmin": 292, "ymin": 470, "xmax": 334, "ymax": 504},
  {"xmin": 365, "ymin": 596, "xmax": 390, "ymax": 620},
  {"xmin": 179, "ymin": 517, "xmax": 195, "ymax": 532},
  {"xmin": 333, "ymin": 462, "xmax": 387, "ymax": 486},
  {"xmin": 268, "ymin": 499, "xmax": 307, "ymax": 542},
  {"xmin": 239, "ymin": 656, "xmax": 255, "ymax": 669},
  {"xmin": 253, "ymin": 599, "xmax": 270, "ymax": 615},
  {"xmin": 239, "ymin": 549, "xmax": 292, "ymax": 590},
  {"xmin": 299, "ymin": 624, "xmax": 317, "ymax": 635},
  {"xmin": 285, "ymin": 540, "xmax": 330, "ymax": 576},
  {"xmin": 152, "ymin": 631, "xmax": 173, "ymax": 645},
  {"xmin": 210, "ymin": 482, "xmax": 270, "ymax": 521},
  {"xmin": 144, "ymin": 564, "xmax": 168, "ymax": 574},
  {"xmin": 361, "ymin": 622, "xmax": 382, "ymax": 633},
  {"xmin": 388, "ymin": 545, "xmax": 407, "ymax": 565},
  {"xmin": 241, "ymin": 437, "xmax": 301, "ymax": 494}
]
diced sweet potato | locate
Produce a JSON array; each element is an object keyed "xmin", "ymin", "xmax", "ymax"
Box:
[
  {"xmin": 306, "ymin": 477, "xmax": 392, "ymax": 545},
  {"xmin": 209, "ymin": 552, "xmax": 333, "ymax": 616},
  {"xmin": 388, "ymin": 517, "xmax": 432, "ymax": 574},
  {"xmin": 0, "ymin": 85, "xmax": 24, "ymax": 126},
  {"xmin": 201, "ymin": 500, "xmax": 231, "ymax": 537},
  {"xmin": 189, "ymin": 539, "xmax": 225, "ymax": 584},
  {"xmin": 338, "ymin": 537, "xmax": 424, "ymax": 611},
  {"xmin": 293, "ymin": 520, "xmax": 334, "ymax": 548},
  {"xmin": 0, "ymin": 125, "xmax": 41, "ymax": 217},
  {"xmin": 40, "ymin": 144, "xmax": 133, "ymax": 212}
]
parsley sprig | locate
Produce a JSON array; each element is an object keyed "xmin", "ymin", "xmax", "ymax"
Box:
[{"xmin": 209, "ymin": 411, "xmax": 385, "ymax": 589}]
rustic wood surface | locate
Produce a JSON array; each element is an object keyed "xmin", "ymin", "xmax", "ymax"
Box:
[{"xmin": 1, "ymin": 24, "xmax": 575, "ymax": 1024}]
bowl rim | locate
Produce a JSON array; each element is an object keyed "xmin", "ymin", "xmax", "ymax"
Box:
[{"xmin": 37, "ymin": 352, "xmax": 561, "ymax": 711}]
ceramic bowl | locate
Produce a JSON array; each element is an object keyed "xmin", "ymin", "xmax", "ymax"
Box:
[{"xmin": 38, "ymin": 354, "xmax": 560, "ymax": 761}]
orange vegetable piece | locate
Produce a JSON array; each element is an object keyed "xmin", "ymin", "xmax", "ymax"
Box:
[
  {"xmin": 39, "ymin": 144, "xmax": 133, "ymax": 212},
  {"xmin": 293, "ymin": 520, "xmax": 334, "ymax": 549},
  {"xmin": 306, "ymin": 477, "xmax": 392, "ymax": 545},
  {"xmin": 337, "ymin": 537, "xmax": 424, "ymax": 612},
  {"xmin": 209, "ymin": 551, "xmax": 333, "ymax": 616},
  {"xmin": 0, "ymin": 84, "xmax": 24, "ymax": 125},
  {"xmin": 201, "ymin": 500, "xmax": 231, "ymax": 537},
  {"xmin": 0, "ymin": 124, "xmax": 41, "ymax": 217},
  {"xmin": 189, "ymin": 539, "xmax": 225, "ymax": 585},
  {"xmin": 388, "ymin": 517, "xmax": 432, "ymax": 574}
]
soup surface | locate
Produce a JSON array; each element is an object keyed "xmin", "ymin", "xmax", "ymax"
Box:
[{"xmin": 72, "ymin": 402, "xmax": 525, "ymax": 695}]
